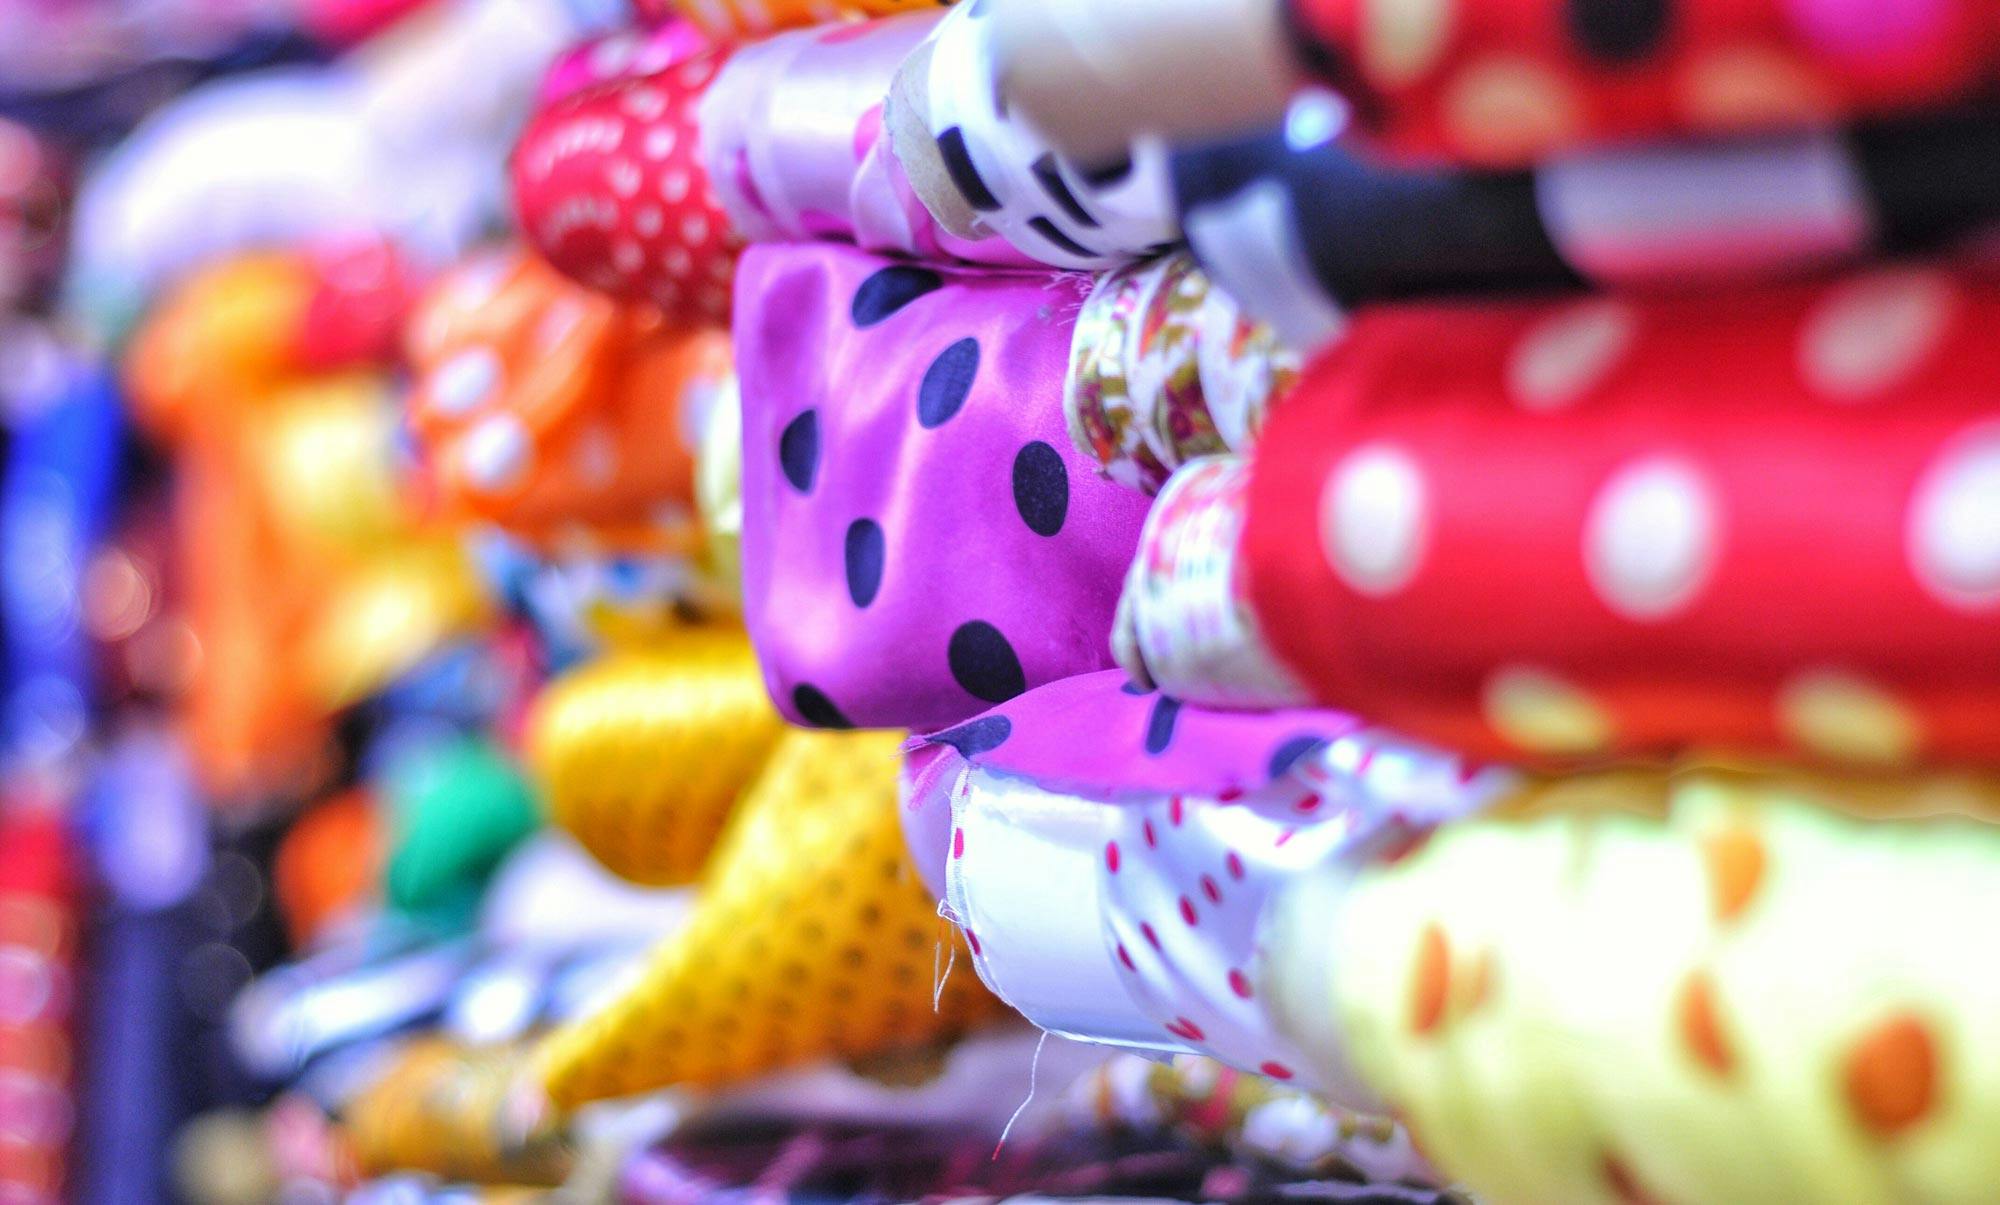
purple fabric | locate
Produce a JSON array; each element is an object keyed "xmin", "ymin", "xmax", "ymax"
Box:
[
  {"xmin": 738, "ymin": 244, "xmax": 1151, "ymax": 732},
  {"xmin": 916, "ymin": 670, "xmax": 1363, "ymax": 800},
  {"xmin": 900, "ymin": 669, "xmax": 1365, "ymax": 894}
]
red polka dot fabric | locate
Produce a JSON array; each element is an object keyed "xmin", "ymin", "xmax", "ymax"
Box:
[
  {"xmin": 1241, "ymin": 264, "xmax": 2000, "ymax": 768},
  {"xmin": 1286, "ymin": 0, "xmax": 2000, "ymax": 164},
  {"xmin": 512, "ymin": 50, "xmax": 740, "ymax": 326}
]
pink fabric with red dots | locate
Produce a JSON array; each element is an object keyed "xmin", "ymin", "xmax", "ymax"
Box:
[
  {"xmin": 1288, "ymin": 0, "xmax": 2000, "ymax": 165},
  {"xmin": 1243, "ymin": 264, "xmax": 2000, "ymax": 768},
  {"xmin": 512, "ymin": 48, "xmax": 740, "ymax": 325}
]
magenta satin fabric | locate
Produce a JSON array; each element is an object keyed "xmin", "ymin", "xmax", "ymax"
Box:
[{"xmin": 737, "ymin": 243, "xmax": 1152, "ymax": 732}]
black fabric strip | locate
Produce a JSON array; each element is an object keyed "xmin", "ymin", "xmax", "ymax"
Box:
[
  {"xmin": 936, "ymin": 126, "xmax": 1003, "ymax": 211},
  {"xmin": 1030, "ymin": 153, "xmax": 1101, "ymax": 227},
  {"xmin": 1850, "ymin": 106, "xmax": 2000, "ymax": 254}
]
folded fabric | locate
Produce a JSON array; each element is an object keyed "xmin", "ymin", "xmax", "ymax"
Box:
[
  {"xmin": 630, "ymin": 0, "xmax": 951, "ymax": 40},
  {"xmin": 885, "ymin": 0, "xmax": 1178, "ymax": 271},
  {"xmin": 979, "ymin": 0, "xmax": 2000, "ymax": 170},
  {"xmin": 699, "ymin": 11, "xmax": 1028, "ymax": 266},
  {"xmin": 1067, "ymin": 253, "xmax": 1297, "ymax": 493},
  {"xmin": 126, "ymin": 253, "xmax": 489, "ymax": 796},
  {"xmin": 533, "ymin": 729, "xmax": 1006, "ymax": 1107},
  {"xmin": 379, "ymin": 736, "xmax": 541, "ymax": 927},
  {"xmin": 1121, "ymin": 267, "xmax": 2000, "ymax": 767},
  {"xmin": 511, "ymin": 46, "xmax": 740, "ymax": 322},
  {"xmin": 906, "ymin": 670, "xmax": 1514, "ymax": 1099},
  {"xmin": 405, "ymin": 246, "xmax": 731, "ymax": 556},
  {"xmin": 525, "ymin": 627, "xmax": 785, "ymax": 886},
  {"xmin": 1283, "ymin": 0, "xmax": 2000, "ymax": 165},
  {"xmin": 737, "ymin": 244, "xmax": 1151, "ymax": 732},
  {"xmin": 1271, "ymin": 784, "xmax": 2000, "ymax": 1205},
  {"xmin": 1067, "ymin": 1054, "xmax": 1430, "ymax": 1186},
  {"xmin": 1176, "ymin": 98, "xmax": 2000, "ymax": 350},
  {"xmin": 342, "ymin": 1039, "xmax": 572, "ymax": 1186},
  {"xmin": 0, "ymin": 805, "xmax": 79, "ymax": 1205}
]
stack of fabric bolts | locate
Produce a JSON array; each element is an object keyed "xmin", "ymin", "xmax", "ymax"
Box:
[
  {"xmin": 486, "ymin": 0, "xmax": 2000, "ymax": 1198},
  {"xmin": 20, "ymin": 0, "xmax": 2000, "ymax": 1200}
]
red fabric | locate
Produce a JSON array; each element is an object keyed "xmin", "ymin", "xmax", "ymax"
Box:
[
  {"xmin": 511, "ymin": 51, "xmax": 740, "ymax": 325},
  {"xmin": 1243, "ymin": 265, "xmax": 2000, "ymax": 767},
  {"xmin": 1287, "ymin": 0, "xmax": 2000, "ymax": 165},
  {"xmin": 0, "ymin": 806, "xmax": 76, "ymax": 1205}
]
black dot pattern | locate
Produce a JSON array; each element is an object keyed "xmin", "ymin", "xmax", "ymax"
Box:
[
  {"xmin": 947, "ymin": 621, "xmax": 1027, "ymax": 703},
  {"xmin": 917, "ymin": 338, "xmax": 980, "ymax": 428},
  {"xmin": 1267, "ymin": 734, "xmax": 1328, "ymax": 780},
  {"xmin": 1011, "ymin": 441, "xmax": 1069, "ymax": 537},
  {"xmin": 779, "ymin": 410, "xmax": 820, "ymax": 493},
  {"xmin": 851, "ymin": 265, "xmax": 944, "ymax": 327},
  {"xmin": 1143, "ymin": 695, "xmax": 1183, "ymax": 755},
  {"xmin": 927, "ymin": 715, "xmax": 1013, "ymax": 757},
  {"xmin": 792, "ymin": 684, "xmax": 855, "ymax": 729},
  {"xmin": 844, "ymin": 518, "xmax": 886, "ymax": 607}
]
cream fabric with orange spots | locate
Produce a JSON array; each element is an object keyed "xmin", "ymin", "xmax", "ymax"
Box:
[
  {"xmin": 1309, "ymin": 781, "xmax": 2000, "ymax": 1205},
  {"xmin": 533, "ymin": 729, "xmax": 1007, "ymax": 1106}
]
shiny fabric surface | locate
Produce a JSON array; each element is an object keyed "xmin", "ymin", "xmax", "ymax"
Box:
[{"xmin": 736, "ymin": 243, "xmax": 1151, "ymax": 732}]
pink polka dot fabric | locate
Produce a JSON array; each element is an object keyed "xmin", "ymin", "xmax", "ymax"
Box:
[
  {"xmin": 735, "ymin": 244, "xmax": 1153, "ymax": 733},
  {"xmin": 1238, "ymin": 263, "xmax": 2000, "ymax": 768}
]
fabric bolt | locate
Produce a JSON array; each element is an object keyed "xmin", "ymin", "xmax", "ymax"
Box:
[
  {"xmin": 1105, "ymin": 266, "xmax": 2000, "ymax": 767},
  {"xmin": 379, "ymin": 737, "xmax": 541, "ymax": 927},
  {"xmin": 125, "ymin": 252, "xmax": 489, "ymax": 797},
  {"xmin": 511, "ymin": 48, "xmax": 741, "ymax": 322},
  {"xmin": 537, "ymin": 22, "xmax": 712, "ymax": 106},
  {"xmin": 910, "ymin": 672, "xmax": 1513, "ymax": 1100},
  {"xmin": 525, "ymin": 627, "xmax": 786, "ymax": 886},
  {"xmin": 1068, "ymin": 254, "xmax": 1299, "ymax": 493},
  {"xmin": 736, "ymin": 243, "xmax": 1152, "ymax": 733},
  {"xmin": 1175, "ymin": 97, "xmax": 2000, "ymax": 352},
  {"xmin": 1285, "ymin": 783, "xmax": 2000, "ymax": 1205},
  {"xmin": 405, "ymin": 246, "xmax": 732, "ymax": 556},
  {"xmin": 1115, "ymin": 457, "xmax": 1311, "ymax": 710},
  {"xmin": 0, "ymin": 806, "xmax": 79, "ymax": 1205},
  {"xmin": 533, "ymin": 729, "xmax": 1007, "ymax": 1107},
  {"xmin": 698, "ymin": 11, "xmax": 1029, "ymax": 267},
  {"xmin": 1068, "ymin": 1054, "xmax": 1430, "ymax": 1187},
  {"xmin": 630, "ymin": 0, "xmax": 951, "ymax": 41},
  {"xmin": 1284, "ymin": 0, "xmax": 2000, "ymax": 166},
  {"xmin": 886, "ymin": 0, "xmax": 1179, "ymax": 271},
  {"xmin": 342, "ymin": 1039, "xmax": 571, "ymax": 1185}
]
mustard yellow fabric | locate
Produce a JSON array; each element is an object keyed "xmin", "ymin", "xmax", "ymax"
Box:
[
  {"xmin": 526, "ymin": 627, "xmax": 784, "ymax": 886},
  {"xmin": 534, "ymin": 729, "xmax": 1006, "ymax": 1105}
]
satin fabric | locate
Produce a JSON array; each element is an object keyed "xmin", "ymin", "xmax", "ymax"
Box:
[
  {"xmin": 1285, "ymin": 0, "xmax": 2000, "ymax": 165},
  {"xmin": 1174, "ymin": 97, "xmax": 2000, "ymax": 352},
  {"xmin": 908, "ymin": 671, "xmax": 1510, "ymax": 1098},
  {"xmin": 1302, "ymin": 787, "xmax": 2000, "ymax": 1205},
  {"xmin": 699, "ymin": 11, "xmax": 1029, "ymax": 266},
  {"xmin": 736, "ymin": 243, "xmax": 1151, "ymax": 732},
  {"xmin": 1236, "ymin": 265, "xmax": 2000, "ymax": 767}
]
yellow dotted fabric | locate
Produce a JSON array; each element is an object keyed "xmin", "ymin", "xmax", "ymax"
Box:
[
  {"xmin": 535, "ymin": 728, "xmax": 1007, "ymax": 1106},
  {"xmin": 342, "ymin": 1039, "xmax": 570, "ymax": 1186},
  {"xmin": 526, "ymin": 627, "xmax": 785, "ymax": 886},
  {"xmin": 1317, "ymin": 778, "xmax": 2000, "ymax": 1205}
]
